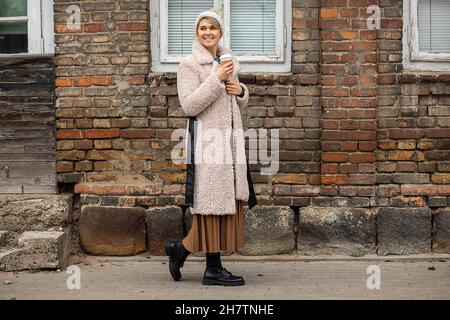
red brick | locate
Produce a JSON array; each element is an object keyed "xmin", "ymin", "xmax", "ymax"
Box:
[
  {"xmin": 87, "ymin": 150, "xmax": 123, "ymax": 160},
  {"xmin": 341, "ymin": 141, "xmax": 358, "ymax": 151},
  {"xmin": 57, "ymin": 150, "xmax": 85, "ymax": 161},
  {"xmin": 320, "ymin": 8, "xmax": 339, "ymax": 18},
  {"xmin": 348, "ymin": 131, "xmax": 376, "ymax": 140},
  {"xmin": 340, "ymin": 99, "xmax": 360, "ymax": 108},
  {"xmin": 56, "ymin": 130, "xmax": 83, "ymax": 139},
  {"xmin": 57, "ymin": 162, "xmax": 74, "ymax": 173},
  {"xmin": 322, "ymin": 163, "xmax": 338, "ymax": 174},
  {"xmin": 322, "ymin": 120, "xmax": 339, "ymax": 129},
  {"xmin": 340, "ymin": 31, "xmax": 358, "ymax": 40},
  {"xmin": 431, "ymin": 174, "xmax": 450, "ymax": 184},
  {"xmin": 118, "ymin": 23, "xmax": 148, "ymax": 31},
  {"xmin": 322, "ymin": 152, "xmax": 348, "ymax": 162},
  {"xmin": 321, "ymin": 76, "xmax": 337, "ymax": 86},
  {"xmin": 321, "ymin": 175, "xmax": 348, "ymax": 185},
  {"xmin": 360, "ymin": 30, "xmax": 377, "ymax": 40},
  {"xmin": 340, "ymin": 120, "xmax": 358, "ymax": 130},
  {"xmin": 321, "ymin": 31, "xmax": 339, "ymax": 40},
  {"xmin": 322, "ymin": 87, "xmax": 350, "ymax": 97},
  {"xmin": 74, "ymin": 77, "xmax": 91, "ymax": 87},
  {"xmin": 341, "ymin": 8, "xmax": 359, "ymax": 17},
  {"xmin": 348, "ymin": 153, "xmax": 376, "ymax": 163},
  {"xmin": 56, "ymin": 78, "xmax": 72, "ymax": 87},
  {"xmin": 272, "ymin": 174, "xmax": 308, "ymax": 184},
  {"xmin": 352, "ymin": 42, "xmax": 377, "ymax": 50},
  {"xmin": 121, "ymin": 129, "xmax": 156, "ymax": 139},
  {"xmin": 85, "ymin": 129, "xmax": 120, "ymax": 139},
  {"xmin": 402, "ymin": 184, "xmax": 450, "ymax": 196},
  {"xmin": 129, "ymin": 76, "xmax": 146, "ymax": 85},
  {"xmin": 381, "ymin": 19, "xmax": 403, "ymax": 29},
  {"xmin": 91, "ymin": 76, "xmax": 110, "ymax": 86},
  {"xmin": 75, "ymin": 119, "xmax": 93, "ymax": 129},
  {"xmin": 343, "ymin": 76, "xmax": 358, "ymax": 85},
  {"xmin": 339, "ymin": 163, "xmax": 358, "ymax": 174},
  {"xmin": 54, "ymin": 24, "xmax": 78, "ymax": 33},
  {"xmin": 358, "ymin": 141, "xmax": 376, "ymax": 151}
]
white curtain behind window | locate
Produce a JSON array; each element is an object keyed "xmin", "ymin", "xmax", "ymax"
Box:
[
  {"xmin": 168, "ymin": 0, "xmax": 214, "ymax": 54},
  {"xmin": 230, "ymin": 0, "xmax": 276, "ymax": 54},
  {"xmin": 418, "ymin": 0, "xmax": 450, "ymax": 53}
]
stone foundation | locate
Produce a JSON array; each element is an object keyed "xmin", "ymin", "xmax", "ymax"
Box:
[{"xmin": 0, "ymin": 194, "xmax": 73, "ymax": 271}]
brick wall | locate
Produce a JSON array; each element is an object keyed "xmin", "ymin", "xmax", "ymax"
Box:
[
  {"xmin": 54, "ymin": 0, "xmax": 450, "ymax": 206},
  {"xmin": 377, "ymin": 0, "xmax": 450, "ymax": 209},
  {"xmin": 320, "ymin": 0, "xmax": 378, "ymax": 205},
  {"xmin": 54, "ymin": 0, "xmax": 152, "ymax": 184},
  {"xmin": 51, "ymin": 0, "xmax": 450, "ymax": 255}
]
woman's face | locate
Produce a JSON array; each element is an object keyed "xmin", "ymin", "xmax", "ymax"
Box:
[{"xmin": 197, "ymin": 19, "xmax": 221, "ymax": 50}]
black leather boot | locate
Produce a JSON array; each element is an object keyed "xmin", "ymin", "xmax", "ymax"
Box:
[
  {"xmin": 202, "ymin": 267, "xmax": 245, "ymax": 286},
  {"xmin": 202, "ymin": 253, "xmax": 245, "ymax": 286},
  {"xmin": 164, "ymin": 240, "xmax": 190, "ymax": 281}
]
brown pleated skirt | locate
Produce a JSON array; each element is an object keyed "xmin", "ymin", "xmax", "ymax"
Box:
[{"xmin": 182, "ymin": 200, "xmax": 245, "ymax": 253}]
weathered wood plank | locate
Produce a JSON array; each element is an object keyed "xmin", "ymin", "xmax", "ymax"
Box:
[
  {"xmin": 24, "ymin": 144, "xmax": 56, "ymax": 153},
  {"xmin": 0, "ymin": 112, "xmax": 54, "ymax": 121},
  {"xmin": 0, "ymin": 138, "xmax": 54, "ymax": 154},
  {"xmin": 0, "ymin": 176, "xmax": 55, "ymax": 186},
  {"xmin": 0, "ymin": 161, "xmax": 55, "ymax": 178},
  {"xmin": 0, "ymin": 70, "xmax": 54, "ymax": 83},
  {"xmin": 0, "ymin": 123, "xmax": 54, "ymax": 131},
  {"xmin": 23, "ymin": 185, "xmax": 56, "ymax": 194},
  {"xmin": 0, "ymin": 153, "xmax": 54, "ymax": 161},
  {"xmin": 0, "ymin": 186, "xmax": 22, "ymax": 193},
  {"xmin": 0, "ymin": 84, "xmax": 54, "ymax": 97},
  {"xmin": 0, "ymin": 129, "xmax": 53, "ymax": 139},
  {"xmin": 0, "ymin": 56, "xmax": 56, "ymax": 194},
  {"xmin": 0, "ymin": 105, "xmax": 54, "ymax": 115},
  {"xmin": 0, "ymin": 96, "xmax": 53, "ymax": 104},
  {"xmin": 0, "ymin": 124, "xmax": 54, "ymax": 131}
]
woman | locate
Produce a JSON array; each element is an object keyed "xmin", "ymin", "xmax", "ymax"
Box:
[{"xmin": 165, "ymin": 9, "xmax": 256, "ymax": 286}]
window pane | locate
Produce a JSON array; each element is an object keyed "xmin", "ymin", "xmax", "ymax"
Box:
[
  {"xmin": 0, "ymin": 21, "xmax": 27, "ymax": 53},
  {"xmin": 168, "ymin": 0, "xmax": 214, "ymax": 55},
  {"xmin": 418, "ymin": 0, "xmax": 450, "ymax": 53},
  {"xmin": 0, "ymin": 0, "xmax": 27, "ymax": 17},
  {"xmin": 230, "ymin": 0, "xmax": 276, "ymax": 55}
]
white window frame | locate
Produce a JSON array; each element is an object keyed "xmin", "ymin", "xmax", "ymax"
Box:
[
  {"xmin": 403, "ymin": 0, "xmax": 450, "ymax": 71},
  {"xmin": 0, "ymin": 0, "xmax": 54, "ymax": 57},
  {"xmin": 150, "ymin": 0, "xmax": 291, "ymax": 73}
]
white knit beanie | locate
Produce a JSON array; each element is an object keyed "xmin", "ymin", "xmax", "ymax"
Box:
[{"xmin": 194, "ymin": 9, "xmax": 224, "ymax": 35}]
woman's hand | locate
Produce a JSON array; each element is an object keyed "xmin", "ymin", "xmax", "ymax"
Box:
[
  {"xmin": 216, "ymin": 62, "xmax": 234, "ymax": 81},
  {"xmin": 225, "ymin": 80, "xmax": 243, "ymax": 96}
]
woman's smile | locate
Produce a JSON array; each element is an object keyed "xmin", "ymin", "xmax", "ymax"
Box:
[{"xmin": 197, "ymin": 19, "xmax": 221, "ymax": 50}]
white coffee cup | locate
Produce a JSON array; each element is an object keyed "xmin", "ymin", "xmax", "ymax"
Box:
[{"xmin": 219, "ymin": 54, "xmax": 233, "ymax": 66}]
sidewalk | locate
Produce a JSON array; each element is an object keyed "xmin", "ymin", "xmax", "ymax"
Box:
[{"xmin": 1, "ymin": 254, "xmax": 449, "ymax": 300}]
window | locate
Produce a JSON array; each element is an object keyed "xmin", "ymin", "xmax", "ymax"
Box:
[
  {"xmin": 0, "ymin": 0, "xmax": 54, "ymax": 55},
  {"xmin": 403, "ymin": 0, "xmax": 450, "ymax": 71},
  {"xmin": 150, "ymin": 0, "xmax": 291, "ymax": 72}
]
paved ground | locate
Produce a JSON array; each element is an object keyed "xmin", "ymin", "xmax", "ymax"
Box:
[{"xmin": 1, "ymin": 254, "xmax": 449, "ymax": 300}]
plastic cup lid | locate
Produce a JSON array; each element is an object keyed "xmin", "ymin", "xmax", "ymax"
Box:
[{"xmin": 220, "ymin": 54, "xmax": 233, "ymax": 60}]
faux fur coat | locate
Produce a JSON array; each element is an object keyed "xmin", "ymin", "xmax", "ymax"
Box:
[{"xmin": 177, "ymin": 39, "xmax": 256, "ymax": 215}]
